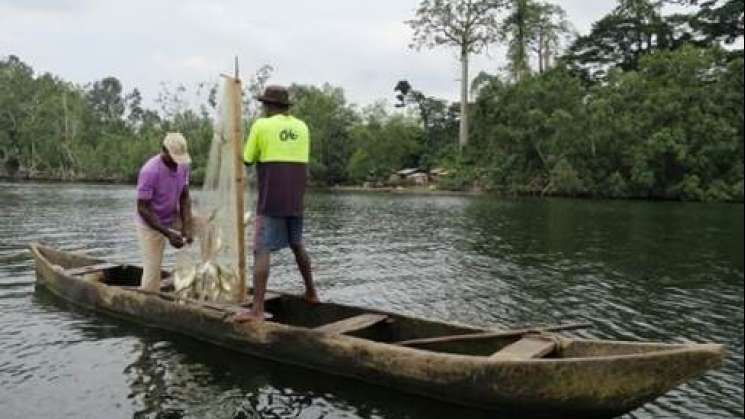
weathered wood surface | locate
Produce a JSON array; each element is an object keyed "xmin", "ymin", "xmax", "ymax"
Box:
[
  {"xmin": 228, "ymin": 72, "xmax": 247, "ymax": 302},
  {"xmin": 395, "ymin": 322, "xmax": 592, "ymax": 347},
  {"xmin": 316, "ymin": 314, "xmax": 388, "ymax": 335},
  {"xmin": 490, "ymin": 336, "xmax": 557, "ymax": 360},
  {"xmin": 30, "ymin": 243, "xmax": 726, "ymax": 419},
  {"xmin": 66, "ymin": 262, "xmax": 122, "ymax": 276}
]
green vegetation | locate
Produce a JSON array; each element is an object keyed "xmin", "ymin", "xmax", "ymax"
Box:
[
  {"xmin": 407, "ymin": 0, "xmax": 508, "ymax": 149},
  {"xmin": 0, "ymin": 59, "xmax": 214, "ymax": 183},
  {"xmin": 468, "ymin": 46, "xmax": 743, "ymax": 201},
  {"xmin": 1, "ymin": 0, "xmax": 742, "ymax": 201}
]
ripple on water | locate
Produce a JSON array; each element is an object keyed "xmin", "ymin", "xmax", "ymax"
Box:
[{"xmin": 0, "ymin": 184, "xmax": 743, "ymax": 419}]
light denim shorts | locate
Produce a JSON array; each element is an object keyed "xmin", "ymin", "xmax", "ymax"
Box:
[{"xmin": 253, "ymin": 215, "xmax": 304, "ymax": 253}]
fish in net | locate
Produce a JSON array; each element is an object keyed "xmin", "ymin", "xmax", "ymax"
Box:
[{"xmin": 173, "ymin": 78, "xmax": 249, "ymax": 303}]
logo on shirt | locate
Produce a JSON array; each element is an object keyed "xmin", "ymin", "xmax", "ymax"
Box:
[{"xmin": 279, "ymin": 129, "xmax": 299, "ymax": 142}]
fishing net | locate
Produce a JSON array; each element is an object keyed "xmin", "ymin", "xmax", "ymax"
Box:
[{"xmin": 173, "ymin": 78, "xmax": 247, "ymax": 303}]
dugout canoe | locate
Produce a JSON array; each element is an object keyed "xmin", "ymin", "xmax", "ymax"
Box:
[{"xmin": 30, "ymin": 243, "xmax": 725, "ymax": 418}]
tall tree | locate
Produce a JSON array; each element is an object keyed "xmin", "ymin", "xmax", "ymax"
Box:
[
  {"xmin": 0, "ymin": 55, "xmax": 34, "ymax": 171},
  {"xmin": 565, "ymin": 0, "xmax": 688, "ymax": 79},
  {"xmin": 506, "ymin": 0, "xmax": 532, "ymax": 81},
  {"xmin": 408, "ymin": 0, "xmax": 507, "ymax": 150},
  {"xmin": 395, "ymin": 80, "xmax": 455, "ymax": 168},
  {"xmin": 243, "ymin": 64, "xmax": 274, "ymax": 121},
  {"xmin": 502, "ymin": 0, "xmax": 573, "ymax": 80},
  {"xmin": 125, "ymin": 88, "xmax": 144, "ymax": 129},
  {"xmin": 290, "ymin": 83, "xmax": 358, "ymax": 184},
  {"xmin": 531, "ymin": 2, "xmax": 573, "ymax": 73},
  {"xmin": 691, "ymin": 0, "xmax": 744, "ymax": 45},
  {"xmin": 87, "ymin": 77, "xmax": 125, "ymax": 125}
]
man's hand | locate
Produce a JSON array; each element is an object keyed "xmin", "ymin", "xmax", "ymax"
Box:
[
  {"xmin": 166, "ymin": 230, "xmax": 185, "ymax": 249},
  {"xmin": 181, "ymin": 225, "xmax": 194, "ymax": 245}
]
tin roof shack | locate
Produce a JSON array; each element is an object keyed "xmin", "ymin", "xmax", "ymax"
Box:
[
  {"xmin": 389, "ymin": 168, "xmax": 429, "ymax": 187},
  {"xmin": 430, "ymin": 168, "xmax": 450, "ymax": 180}
]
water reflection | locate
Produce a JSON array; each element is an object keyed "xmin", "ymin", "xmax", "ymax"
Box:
[
  {"xmin": 1, "ymin": 183, "xmax": 743, "ymax": 419},
  {"xmin": 31, "ymin": 287, "xmax": 500, "ymax": 419}
]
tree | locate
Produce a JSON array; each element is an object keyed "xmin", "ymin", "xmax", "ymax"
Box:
[
  {"xmin": 243, "ymin": 64, "xmax": 274, "ymax": 121},
  {"xmin": 662, "ymin": 0, "xmax": 744, "ymax": 45},
  {"xmin": 502, "ymin": 0, "xmax": 573, "ymax": 80},
  {"xmin": 691, "ymin": 0, "xmax": 744, "ymax": 45},
  {"xmin": 155, "ymin": 81, "xmax": 188, "ymax": 121},
  {"xmin": 408, "ymin": 0, "xmax": 507, "ymax": 149},
  {"xmin": 125, "ymin": 88, "xmax": 145, "ymax": 129},
  {"xmin": 530, "ymin": 2, "xmax": 573, "ymax": 73},
  {"xmin": 0, "ymin": 55, "xmax": 34, "ymax": 172},
  {"xmin": 394, "ymin": 80, "xmax": 455, "ymax": 168},
  {"xmin": 290, "ymin": 83, "xmax": 358, "ymax": 184},
  {"xmin": 87, "ymin": 77, "xmax": 126, "ymax": 126},
  {"xmin": 565, "ymin": 0, "xmax": 689, "ymax": 79},
  {"xmin": 347, "ymin": 105, "xmax": 424, "ymax": 183},
  {"xmin": 503, "ymin": 0, "xmax": 532, "ymax": 81}
]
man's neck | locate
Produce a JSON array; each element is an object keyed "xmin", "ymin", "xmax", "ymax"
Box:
[
  {"xmin": 160, "ymin": 153, "xmax": 178, "ymax": 171},
  {"xmin": 265, "ymin": 109, "xmax": 289, "ymax": 118}
]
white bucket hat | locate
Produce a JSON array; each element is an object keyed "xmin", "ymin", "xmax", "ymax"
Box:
[{"xmin": 163, "ymin": 132, "xmax": 191, "ymax": 165}]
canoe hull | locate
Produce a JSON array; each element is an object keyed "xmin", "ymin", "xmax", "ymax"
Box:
[{"xmin": 31, "ymin": 244, "xmax": 724, "ymax": 418}]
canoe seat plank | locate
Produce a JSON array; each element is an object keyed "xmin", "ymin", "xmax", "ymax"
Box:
[
  {"xmin": 394, "ymin": 323, "xmax": 591, "ymax": 347},
  {"xmin": 66, "ymin": 263, "xmax": 122, "ymax": 276},
  {"xmin": 490, "ymin": 336, "xmax": 556, "ymax": 360},
  {"xmin": 316, "ymin": 314, "xmax": 388, "ymax": 335}
]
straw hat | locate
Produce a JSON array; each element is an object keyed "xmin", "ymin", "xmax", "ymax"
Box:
[{"xmin": 163, "ymin": 132, "xmax": 191, "ymax": 165}]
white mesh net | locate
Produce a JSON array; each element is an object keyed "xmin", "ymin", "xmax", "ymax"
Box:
[{"xmin": 173, "ymin": 78, "xmax": 246, "ymax": 303}]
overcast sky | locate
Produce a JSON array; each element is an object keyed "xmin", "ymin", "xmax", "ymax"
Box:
[{"xmin": 1, "ymin": 1, "xmax": 638, "ymax": 108}]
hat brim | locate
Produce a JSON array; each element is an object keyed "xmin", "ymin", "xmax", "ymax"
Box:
[
  {"xmin": 171, "ymin": 153, "xmax": 192, "ymax": 165},
  {"xmin": 255, "ymin": 95, "xmax": 293, "ymax": 107}
]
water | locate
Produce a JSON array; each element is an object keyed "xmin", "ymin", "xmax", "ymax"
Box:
[{"xmin": 1, "ymin": 181, "xmax": 742, "ymax": 419}]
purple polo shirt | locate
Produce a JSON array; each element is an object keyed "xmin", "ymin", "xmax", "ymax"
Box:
[{"xmin": 136, "ymin": 155, "xmax": 190, "ymax": 227}]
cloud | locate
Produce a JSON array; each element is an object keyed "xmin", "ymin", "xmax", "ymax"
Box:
[
  {"xmin": 1, "ymin": 0, "xmax": 622, "ymax": 108},
  {"xmin": 0, "ymin": 0, "xmax": 96, "ymax": 14}
]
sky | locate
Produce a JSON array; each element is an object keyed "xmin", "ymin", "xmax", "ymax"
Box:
[{"xmin": 0, "ymin": 1, "xmax": 655, "ymax": 109}]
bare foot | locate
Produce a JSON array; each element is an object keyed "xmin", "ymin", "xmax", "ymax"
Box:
[
  {"xmin": 305, "ymin": 292, "xmax": 321, "ymax": 305},
  {"xmin": 233, "ymin": 310, "xmax": 273, "ymax": 323}
]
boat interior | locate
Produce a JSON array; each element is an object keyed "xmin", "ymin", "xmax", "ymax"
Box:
[{"xmin": 35, "ymin": 244, "xmax": 688, "ymax": 360}]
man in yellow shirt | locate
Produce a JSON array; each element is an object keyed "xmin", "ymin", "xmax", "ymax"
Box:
[{"xmin": 235, "ymin": 85, "xmax": 320, "ymax": 322}]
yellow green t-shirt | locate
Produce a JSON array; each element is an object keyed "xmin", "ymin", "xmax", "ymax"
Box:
[{"xmin": 243, "ymin": 115, "xmax": 310, "ymax": 164}]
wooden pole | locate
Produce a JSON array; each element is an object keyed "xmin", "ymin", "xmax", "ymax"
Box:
[{"xmin": 228, "ymin": 60, "xmax": 247, "ymax": 303}]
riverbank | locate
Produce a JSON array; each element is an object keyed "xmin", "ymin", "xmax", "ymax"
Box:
[
  {"xmin": 0, "ymin": 174, "xmax": 131, "ymax": 185},
  {"xmin": 3, "ymin": 176, "xmax": 743, "ymax": 204},
  {"xmin": 328, "ymin": 185, "xmax": 484, "ymax": 197},
  {"xmin": 327, "ymin": 184, "xmax": 745, "ymax": 203}
]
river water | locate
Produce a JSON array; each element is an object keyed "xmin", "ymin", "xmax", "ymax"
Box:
[{"xmin": 0, "ymin": 181, "xmax": 742, "ymax": 419}]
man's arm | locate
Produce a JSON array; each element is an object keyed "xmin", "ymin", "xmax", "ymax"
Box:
[
  {"xmin": 179, "ymin": 186, "xmax": 193, "ymax": 244},
  {"xmin": 138, "ymin": 199, "xmax": 184, "ymax": 248},
  {"xmin": 243, "ymin": 120, "xmax": 261, "ymax": 166}
]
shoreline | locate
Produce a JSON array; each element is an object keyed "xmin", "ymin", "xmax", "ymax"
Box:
[
  {"xmin": 3, "ymin": 176, "xmax": 743, "ymax": 204},
  {"xmin": 1, "ymin": 175, "xmax": 132, "ymax": 186},
  {"xmin": 327, "ymin": 185, "xmax": 484, "ymax": 198}
]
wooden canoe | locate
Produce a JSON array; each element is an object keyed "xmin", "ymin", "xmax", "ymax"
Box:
[{"xmin": 30, "ymin": 243, "xmax": 725, "ymax": 418}]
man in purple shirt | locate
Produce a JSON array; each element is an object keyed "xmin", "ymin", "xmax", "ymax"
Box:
[{"xmin": 136, "ymin": 132, "xmax": 193, "ymax": 292}]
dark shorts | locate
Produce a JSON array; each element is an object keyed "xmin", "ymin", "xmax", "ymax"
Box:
[{"xmin": 254, "ymin": 215, "xmax": 304, "ymax": 253}]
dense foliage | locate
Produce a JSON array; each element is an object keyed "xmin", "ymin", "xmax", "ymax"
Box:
[
  {"xmin": 1, "ymin": 0, "xmax": 742, "ymax": 201},
  {"xmin": 468, "ymin": 46, "xmax": 743, "ymax": 201}
]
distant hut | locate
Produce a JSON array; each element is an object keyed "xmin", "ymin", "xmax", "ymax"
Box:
[{"xmin": 390, "ymin": 168, "xmax": 428, "ymax": 186}]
